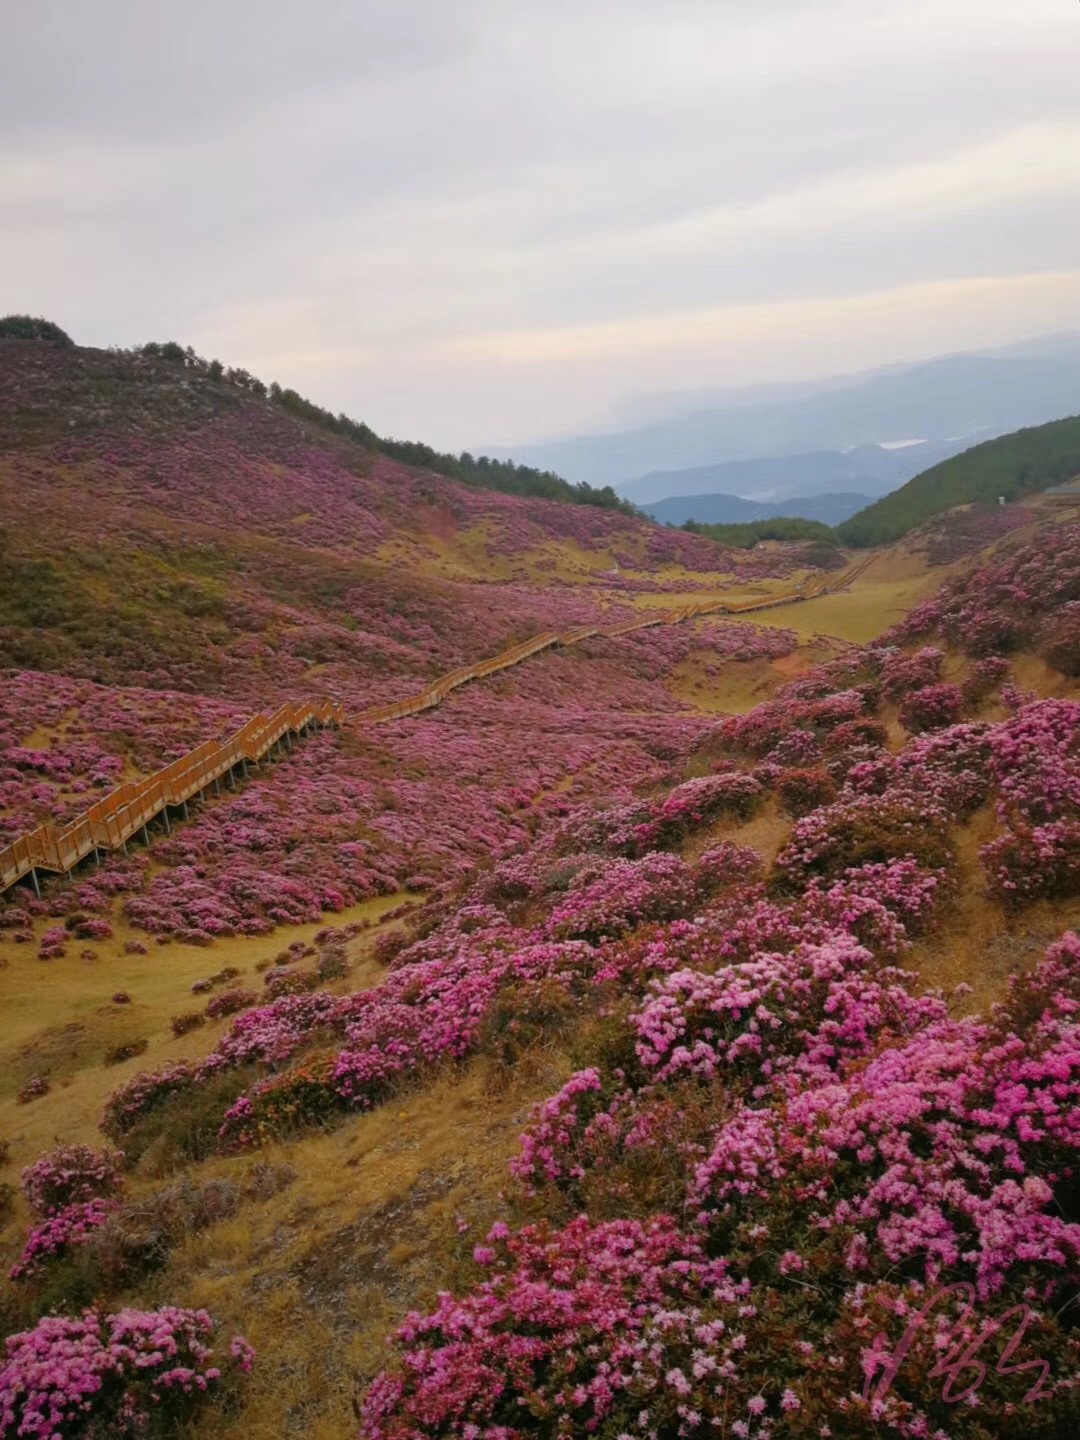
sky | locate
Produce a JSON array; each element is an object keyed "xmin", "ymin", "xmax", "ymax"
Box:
[{"xmin": 3, "ymin": 0, "xmax": 1080, "ymax": 450}]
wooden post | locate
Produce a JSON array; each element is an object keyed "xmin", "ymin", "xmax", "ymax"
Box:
[
  {"xmin": 141, "ymin": 825, "xmax": 150, "ymax": 845},
  {"xmin": 162, "ymin": 809, "xmax": 171, "ymax": 834},
  {"xmin": 180, "ymin": 801, "xmax": 189, "ymax": 820},
  {"xmin": 30, "ymin": 868, "xmax": 41, "ymax": 899}
]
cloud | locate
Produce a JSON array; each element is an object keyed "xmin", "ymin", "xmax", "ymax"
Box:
[{"xmin": 2, "ymin": 0, "xmax": 1079, "ymax": 448}]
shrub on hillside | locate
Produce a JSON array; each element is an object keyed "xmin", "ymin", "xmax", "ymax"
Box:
[
  {"xmin": 0, "ymin": 314, "xmax": 74, "ymax": 345},
  {"xmin": 775, "ymin": 793, "xmax": 955, "ymax": 885},
  {"xmin": 0, "ymin": 1306, "xmax": 253, "ymax": 1437},
  {"xmin": 898, "ymin": 682, "xmax": 965, "ymax": 732},
  {"xmin": 776, "ymin": 765, "xmax": 838, "ymax": 816},
  {"xmin": 170, "ymin": 1011, "xmax": 205, "ymax": 1038},
  {"xmin": 16, "ymin": 1077, "xmax": 49, "ymax": 1105},
  {"xmin": 103, "ymin": 1038, "xmax": 148, "ymax": 1067},
  {"xmin": 21, "ymin": 1145, "xmax": 124, "ymax": 1217},
  {"xmin": 982, "ymin": 821, "xmax": 1080, "ymax": 908},
  {"xmin": 1038, "ymin": 601, "xmax": 1080, "ymax": 676},
  {"xmin": 205, "ymin": 988, "xmax": 258, "ymax": 1020},
  {"xmin": 961, "ymin": 654, "xmax": 1010, "ymax": 705}
]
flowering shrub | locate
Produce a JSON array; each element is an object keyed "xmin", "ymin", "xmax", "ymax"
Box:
[
  {"xmin": 982, "ymin": 820, "xmax": 1080, "ymax": 907},
  {"xmin": 103, "ymin": 1039, "xmax": 148, "ymax": 1067},
  {"xmin": 10, "ymin": 1198, "xmax": 117, "ymax": 1282},
  {"xmin": 889, "ymin": 520, "xmax": 1080, "ymax": 657},
  {"xmin": 1038, "ymin": 600, "xmax": 1080, "ymax": 676},
  {"xmin": 0, "ymin": 1306, "xmax": 254, "ymax": 1438},
  {"xmin": 692, "ymin": 1002, "xmax": 1080, "ymax": 1301},
  {"xmin": 879, "ymin": 645, "xmax": 945, "ymax": 700},
  {"xmin": 775, "ymin": 764, "xmax": 837, "ymax": 816},
  {"xmin": 170, "ymin": 1011, "xmax": 205, "ymax": 1038},
  {"xmin": 16, "ymin": 1078, "xmax": 49, "ymax": 1105},
  {"xmin": 21, "ymin": 1144, "xmax": 124, "ymax": 1216},
  {"xmin": 358, "ymin": 1216, "xmax": 748, "ymax": 1440},
  {"xmin": 646, "ymin": 770, "xmax": 763, "ymax": 840},
  {"xmin": 205, "ymin": 987, "xmax": 258, "ymax": 1020},
  {"xmin": 101, "ymin": 1062, "xmax": 209, "ymax": 1140},
  {"xmin": 962, "ymin": 652, "xmax": 1011, "ymax": 704},
  {"xmin": 547, "ymin": 852, "xmax": 698, "ymax": 942},
  {"xmin": 898, "ymin": 681, "xmax": 965, "ymax": 732},
  {"xmin": 775, "ymin": 791, "xmax": 954, "ymax": 884},
  {"xmin": 631, "ymin": 936, "xmax": 946, "ymax": 1094},
  {"xmin": 691, "ymin": 840, "xmax": 761, "ymax": 895}
]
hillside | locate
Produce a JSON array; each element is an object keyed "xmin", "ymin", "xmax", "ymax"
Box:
[
  {"xmin": 1, "ymin": 336, "xmax": 825, "ymax": 700},
  {"xmin": 838, "ymin": 413, "xmax": 1080, "ymax": 546},
  {"xmin": 1, "ymin": 334, "xmax": 1079, "ymax": 1440}
]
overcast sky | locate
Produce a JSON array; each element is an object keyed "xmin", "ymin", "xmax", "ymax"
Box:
[{"xmin": 3, "ymin": 0, "xmax": 1079, "ymax": 450}]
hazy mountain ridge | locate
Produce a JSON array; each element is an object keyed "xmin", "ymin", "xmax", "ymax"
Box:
[
  {"xmin": 491, "ymin": 335, "xmax": 1080, "ymax": 493},
  {"xmin": 622, "ymin": 439, "xmax": 966, "ymax": 508},
  {"xmin": 642, "ymin": 490, "xmax": 870, "ymax": 527}
]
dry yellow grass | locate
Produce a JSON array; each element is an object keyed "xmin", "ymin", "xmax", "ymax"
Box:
[{"xmin": 0, "ymin": 894, "xmax": 418, "ymax": 1166}]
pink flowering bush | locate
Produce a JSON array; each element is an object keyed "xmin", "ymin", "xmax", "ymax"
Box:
[
  {"xmin": 205, "ymin": 987, "xmax": 258, "ymax": 1020},
  {"xmin": 1038, "ymin": 600, "xmax": 1080, "ymax": 676},
  {"xmin": 547, "ymin": 852, "xmax": 698, "ymax": 942},
  {"xmin": 0, "ymin": 1306, "xmax": 253, "ymax": 1438},
  {"xmin": 631, "ymin": 936, "xmax": 946, "ymax": 1095},
  {"xmin": 10, "ymin": 1198, "xmax": 118, "ymax": 1282},
  {"xmin": 20, "ymin": 1145, "xmax": 124, "ymax": 1216},
  {"xmin": 358, "ymin": 1215, "xmax": 754, "ymax": 1440},
  {"xmin": 898, "ymin": 681, "xmax": 964, "ymax": 732},
  {"xmin": 879, "ymin": 645, "xmax": 945, "ymax": 700},
  {"xmin": 775, "ymin": 790, "xmax": 954, "ymax": 884},
  {"xmin": 775, "ymin": 764, "xmax": 837, "ymax": 816}
]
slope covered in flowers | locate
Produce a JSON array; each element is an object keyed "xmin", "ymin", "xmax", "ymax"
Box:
[
  {"xmin": 0, "ymin": 338, "xmax": 811, "ymax": 697},
  {"xmin": 2, "ymin": 518, "xmax": 1075, "ymax": 1438}
]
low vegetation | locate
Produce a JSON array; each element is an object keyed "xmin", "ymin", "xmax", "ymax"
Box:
[
  {"xmin": 838, "ymin": 413, "xmax": 1080, "ymax": 546},
  {"xmin": 681, "ymin": 515, "xmax": 839, "ymax": 549}
]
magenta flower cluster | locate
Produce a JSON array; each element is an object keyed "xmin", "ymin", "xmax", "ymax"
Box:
[{"xmin": 0, "ymin": 1306, "xmax": 253, "ymax": 1438}]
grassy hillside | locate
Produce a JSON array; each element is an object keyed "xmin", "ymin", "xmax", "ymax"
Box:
[
  {"xmin": 837, "ymin": 413, "xmax": 1080, "ymax": 546},
  {"xmin": 1, "ymin": 335, "xmax": 824, "ymax": 695},
  {"xmin": 134, "ymin": 338, "xmax": 633, "ymax": 514},
  {"xmin": 1, "ymin": 516, "xmax": 1078, "ymax": 1439}
]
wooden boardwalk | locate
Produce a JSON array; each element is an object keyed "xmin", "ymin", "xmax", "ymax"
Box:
[{"xmin": 0, "ymin": 556, "xmax": 874, "ymax": 895}]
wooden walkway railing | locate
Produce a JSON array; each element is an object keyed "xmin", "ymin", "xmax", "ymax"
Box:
[
  {"xmin": 0, "ymin": 699, "xmax": 345, "ymax": 896},
  {"xmin": 0, "ymin": 555, "xmax": 875, "ymax": 895}
]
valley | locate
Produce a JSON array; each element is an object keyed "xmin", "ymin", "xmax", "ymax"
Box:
[{"xmin": 1, "ymin": 333, "xmax": 1078, "ymax": 1440}]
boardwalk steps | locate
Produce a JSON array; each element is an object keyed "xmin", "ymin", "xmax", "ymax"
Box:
[{"xmin": 0, "ymin": 555, "xmax": 875, "ymax": 895}]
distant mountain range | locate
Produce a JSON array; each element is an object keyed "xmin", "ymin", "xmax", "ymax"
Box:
[
  {"xmin": 486, "ymin": 333, "xmax": 1080, "ymax": 501},
  {"xmin": 624, "ymin": 438, "xmax": 967, "ymax": 512},
  {"xmin": 642, "ymin": 490, "xmax": 871, "ymax": 528}
]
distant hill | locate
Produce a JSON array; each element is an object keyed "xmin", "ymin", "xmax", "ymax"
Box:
[
  {"xmin": 490, "ymin": 334, "xmax": 1080, "ymax": 491},
  {"xmin": 624, "ymin": 441, "xmax": 963, "ymax": 508},
  {"xmin": 642, "ymin": 490, "xmax": 870, "ymax": 527},
  {"xmin": 837, "ymin": 414, "xmax": 1080, "ymax": 547}
]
